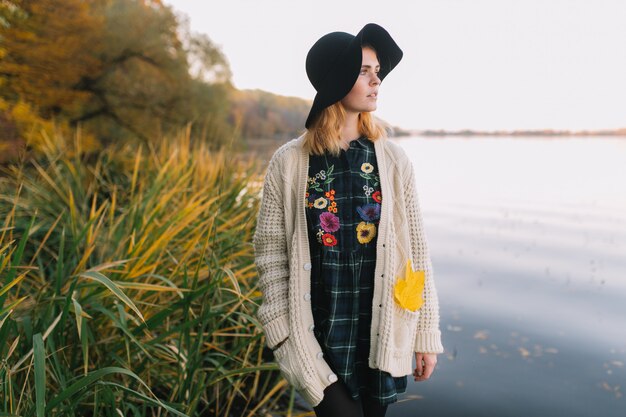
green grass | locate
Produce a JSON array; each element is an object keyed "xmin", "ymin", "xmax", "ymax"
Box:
[{"xmin": 0, "ymin": 129, "xmax": 306, "ymax": 416}]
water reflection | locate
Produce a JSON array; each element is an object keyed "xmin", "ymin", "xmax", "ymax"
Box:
[{"xmin": 389, "ymin": 136, "xmax": 626, "ymax": 417}]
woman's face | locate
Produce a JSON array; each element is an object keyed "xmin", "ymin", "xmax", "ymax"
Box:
[{"xmin": 340, "ymin": 46, "xmax": 381, "ymax": 114}]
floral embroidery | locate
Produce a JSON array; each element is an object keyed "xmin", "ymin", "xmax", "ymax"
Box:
[
  {"xmin": 313, "ymin": 197, "xmax": 328, "ymax": 209},
  {"xmin": 316, "ymin": 229, "xmax": 325, "ymax": 243},
  {"xmin": 320, "ymin": 212, "xmax": 340, "ymax": 233},
  {"xmin": 306, "ymin": 152, "xmax": 383, "ymax": 248},
  {"xmin": 322, "ymin": 233, "xmax": 338, "ymax": 246},
  {"xmin": 360, "ymin": 169, "xmax": 380, "ymax": 187},
  {"xmin": 307, "ymin": 168, "xmax": 340, "ymax": 245},
  {"xmin": 356, "ymin": 203, "xmax": 381, "ymax": 222},
  {"xmin": 356, "ymin": 222, "xmax": 377, "ymax": 244},
  {"xmin": 308, "ymin": 165, "xmax": 335, "ymax": 192},
  {"xmin": 393, "ymin": 259, "xmax": 425, "ymax": 312},
  {"xmin": 363, "ymin": 185, "xmax": 374, "ymax": 196}
]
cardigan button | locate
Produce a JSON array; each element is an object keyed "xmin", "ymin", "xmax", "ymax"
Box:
[
  {"xmin": 328, "ymin": 373, "xmax": 338, "ymax": 383},
  {"xmin": 317, "ymin": 351, "xmax": 324, "ymax": 359},
  {"xmin": 303, "ymin": 293, "xmax": 311, "ymax": 301},
  {"xmin": 303, "ymin": 263, "xmax": 312, "ymax": 271},
  {"xmin": 308, "ymin": 324, "xmax": 315, "ymax": 332}
]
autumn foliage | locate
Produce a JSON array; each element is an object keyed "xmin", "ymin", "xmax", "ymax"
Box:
[
  {"xmin": 0, "ymin": 0, "xmax": 233, "ymax": 157},
  {"xmin": 0, "ymin": 0, "xmax": 310, "ymax": 163}
]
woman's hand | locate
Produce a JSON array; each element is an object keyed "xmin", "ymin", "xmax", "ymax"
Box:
[{"xmin": 413, "ymin": 352, "xmax": 438, "ymax": 381}]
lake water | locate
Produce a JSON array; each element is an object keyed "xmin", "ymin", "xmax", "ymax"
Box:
[{"xmin": 388, "ymin": 136, "xmax": 626, "ymax": 417}]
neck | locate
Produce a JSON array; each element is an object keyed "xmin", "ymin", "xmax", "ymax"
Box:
[{"xmin": 339, "ymin": 111, "xmax": 360, "ymax": 150}]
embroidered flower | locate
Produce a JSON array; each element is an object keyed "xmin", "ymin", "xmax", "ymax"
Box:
[
  {"xmin": 327, "ymin": 201, "xmax": 337, "ymax": 213},
  {"xmin": 363, "ymin": 185, "xmax": 374, "ymax": 196},
  {"xmin": 356, "ymin": 203, "xmax": 381, "ymax": 222},
  {"xmin": 321, "ymin": 233, "xmax": 337, "ymax": 246},
  {"xmin": 316, "ymin": 229, "xmax": 324, "ymax": 243},
  {"xmin": 372, "ymin": 190, "xmax": 382, "ymax": 203},
  {"xmin": 361, "ymin": 163, "xmax": 374, "ymax": 174},
  {"xmin": 309, "ymin": 166, "xmax": 335, "ymax": 192},
  {"xmin": 356, "ymin": 222, "xmax": 377, "ymax": 244},
  {"xmin": 319, "ymin": 212, "xmax": 340, "ymax": 233},
  {"xmin": 313, "ymin": 197, "xmax": 328, "ymax": 209},
  {"xmin": 393, "ymin": 259, "xmax": 425, "ymax": 312},
  {"xmin": 324, "ymin": 189, "xmax": 336, "ymax": 201}
]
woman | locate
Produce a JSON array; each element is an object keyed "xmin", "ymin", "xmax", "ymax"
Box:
[{"xmin": 253, "ymin": 23, "xmax": 444, "ymax": 417}]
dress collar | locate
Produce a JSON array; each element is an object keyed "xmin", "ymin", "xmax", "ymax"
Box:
[{"xmin": 349, "ymin": 135, "xmax": 371, "ymax": 150}]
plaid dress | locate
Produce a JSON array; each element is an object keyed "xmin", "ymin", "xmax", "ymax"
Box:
[{"xmin": 305, "ymin": 136, "xmax": 407, "ymax": 407}]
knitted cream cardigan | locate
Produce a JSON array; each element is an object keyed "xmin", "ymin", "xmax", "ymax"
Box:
[{"xmin": 253, "ymin": 133, "xmax": 444, "ymax": 407}]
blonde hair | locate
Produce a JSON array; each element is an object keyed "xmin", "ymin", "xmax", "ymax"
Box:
[{"xmin": 303, "ymin": 101, "xmax": 389, "ymax": 156}]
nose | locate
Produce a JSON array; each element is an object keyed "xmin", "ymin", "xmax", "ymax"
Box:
[{"xmin": 371, "ymin": 73, "xmax": 380, "ymax": 85}]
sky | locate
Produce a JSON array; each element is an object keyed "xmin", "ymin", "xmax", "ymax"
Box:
[{"xmin": 163, "ymin": 0, "xmax": 626, "ymax": 132}]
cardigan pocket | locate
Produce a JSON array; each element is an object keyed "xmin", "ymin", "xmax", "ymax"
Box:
[
  {"xmin": 392, "ymin": 302, "xmax": 420, "ymax": 352},
  {"xmin": 272, "ymin": 337, "xmax": 304, "ymax": 390}
]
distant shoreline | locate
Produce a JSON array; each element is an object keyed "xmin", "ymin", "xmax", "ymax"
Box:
[
  {"xmin": 398, "ymin": 128, "xmax": 626, "ymax": 137},
  {"xmin": 242, "ymin": 131, "xmax": 626, "ymax": 163}
]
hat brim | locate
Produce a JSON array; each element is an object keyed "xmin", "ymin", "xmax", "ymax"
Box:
[{"xmin": 305, "ymin": 23, "xmax": 403, "ymax": 129}]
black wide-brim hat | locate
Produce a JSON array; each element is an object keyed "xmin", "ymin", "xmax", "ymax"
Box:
[{"xmin": 305, "ymin": 23, "xmax": 403, "ymax": 129}]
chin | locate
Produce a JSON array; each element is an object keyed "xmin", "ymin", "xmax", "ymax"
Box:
[
  {"xmin": 359, "ymin": 105, "xmax": 377, "ymax": 112},
  {"xmin": 347, "ymin": 104, "xmax": 376, "ymax": 113}
]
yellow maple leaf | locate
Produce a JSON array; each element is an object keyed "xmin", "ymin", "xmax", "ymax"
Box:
[{"xmin": 393, "ymin": 259, "xmax": 425, "ymax": 312}]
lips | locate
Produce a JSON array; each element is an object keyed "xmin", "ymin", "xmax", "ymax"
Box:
[{"xmin": 367, "ymin": 92, "xmax": 378, "ymax": 98}]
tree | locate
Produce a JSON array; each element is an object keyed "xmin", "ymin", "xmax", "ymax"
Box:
[
  {"xmin": 0, "ymin": 0, "xmax": 103, "ymax": 115},
  {"xmin": 0, "ymin": 0, "xmax": 236, "ymax": 150}
]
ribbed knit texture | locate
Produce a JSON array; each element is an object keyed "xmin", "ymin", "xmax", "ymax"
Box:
[{"xmin": 253, "ymin": 134, "xmax": 444, "ymax": 407}]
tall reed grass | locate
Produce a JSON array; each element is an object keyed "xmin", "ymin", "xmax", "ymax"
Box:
[{"xmin": 0, "ymin": 128, "xmax": 304, "ymax": 416}]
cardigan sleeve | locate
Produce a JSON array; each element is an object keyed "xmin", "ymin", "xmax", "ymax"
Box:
[
  {"xmin": 253, "ymin": 157, "xmax": 291, "ymax": 350},
  {"xmin": 401, "ymin": 159, "xmax": 445, "ymax": 354}
]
